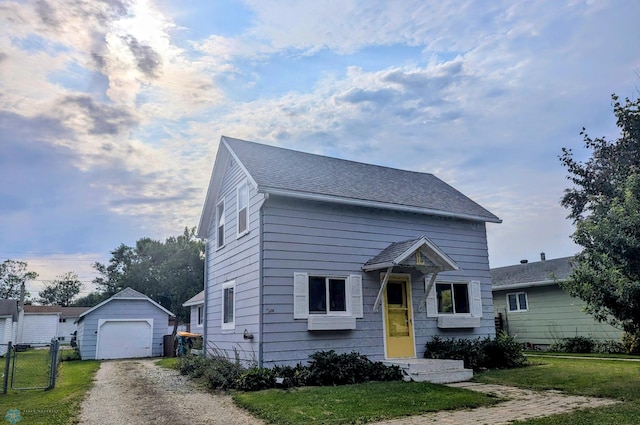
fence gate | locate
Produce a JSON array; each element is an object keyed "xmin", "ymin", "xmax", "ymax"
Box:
[{"xmin": 2, "ymin": 340, "xmax": 60, "ymax": 393}]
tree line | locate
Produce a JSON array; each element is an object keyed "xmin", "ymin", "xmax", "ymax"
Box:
[{"xmin": 0, "ymin": 228, "xmax": 204, "ymax": 322}]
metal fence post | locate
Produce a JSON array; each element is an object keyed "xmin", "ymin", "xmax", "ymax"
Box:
[{"xmin": 3, "ymin": 341, "xmax": 12, "ymax": 394}]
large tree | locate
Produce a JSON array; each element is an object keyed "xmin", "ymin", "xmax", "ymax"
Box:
[
  {"xmin": 560, "ymin": 94, "xmax": 640, "ymax": 334},
  {"xmin": 77, "ymin": 228, "xmax": 204, "ymax": 322},
  {"xmin": 0, "ymin": 259, "xmax": 38, "ymax": 300},
  {"xmin": 38, "ymin": 272, "xmax": 83, "ymax": 306}
]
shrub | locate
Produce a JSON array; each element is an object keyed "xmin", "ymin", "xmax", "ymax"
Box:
[
  {"xmin": 200, "ymin": 355, "xmax": 246, "ymax": 391},
  {"xmin": 307, "ymin": 350, "xmax": 402, "ymax": 386},
  {"xmin": 424, "ymin": 332, "xmax": 527, "ymax": 371},
  {"xmin": 237, "ymin": 367, "xmax": 276, "ymax": 391},
  {"xmin": 622, "ymin": 331, "xmax": 640, "ymax": 355},
  {"xmin": 271, "ymin": 363, "xmax": 311, "ymax": 389},
  {"xmin": 593, "ymin": 340, "xmax": 626, "ymax": 354},
  {"xmin": 59, "ymin": 347, "xmax": 81, "ymax": 362},
  {"xmin": 550, "ymin": 336, "xmax": 595, "ymax": 353}
]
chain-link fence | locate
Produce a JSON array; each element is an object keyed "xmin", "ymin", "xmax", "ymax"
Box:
[{"xmin": 1, "ymin": 340, "xmax": 60, "ymax": 393}]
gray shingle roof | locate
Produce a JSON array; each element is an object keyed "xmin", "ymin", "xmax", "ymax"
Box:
[
  {"xmin": 364, "ymin": 237, "xmax": 426, "ymax": 268},
  {"xmin": 491, "ymin": 257, "xmax": 574, "ymax": 290},
  {"xmin": 223, "ymin": 136, "xmax": 500, "ymax": 223},
  {"xmin": 182, "ymin": 290, "xmax": 204, "ymax": 307}
]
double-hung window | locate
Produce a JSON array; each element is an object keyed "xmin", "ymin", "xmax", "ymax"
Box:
[
  {"xmin": 221, "ymin": 281, "xmax": 235, "ymax": 330},
  {"xmin": 507, "ymin": 292, "xmax": 528, "ymax": 312},
  {"xmin": 216, "ymin": 200, "xmax": 225, "ymax": 249},
  {"xmin": 237, "ymin": 180, "xmax": 249, "ymax": 237}
]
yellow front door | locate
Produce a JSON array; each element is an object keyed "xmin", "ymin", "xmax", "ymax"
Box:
[{"xmin": 384, "ymin": 276, "xmax": 415, "ymax": 358}]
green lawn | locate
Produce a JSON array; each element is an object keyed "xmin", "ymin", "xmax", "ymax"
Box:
[
  {"xmin": 0, "ymin": 359, "xmax": 99, "ymax": 425},
  {"xmin": 474, "ymin": 356, "xmax": 640, "ymax": 424},
  {"xmin": 233, "ymin": 380, "xmax": 501, "ymax": 425}
]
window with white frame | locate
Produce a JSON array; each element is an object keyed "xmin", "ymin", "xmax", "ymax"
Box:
[
  {"xmin": 507, "ymin": 292, "xmax": 528, "ymax": 312},
  {"xmin": 197, "ymin": 305, "xmax": 203, "ymax": 325},
  {"xmin": 309, "ymin": 276, "xmax": 348, "ymax": 315},
  {"xmin": 221, "ymin": 281, "xmax": 235, "ymax": 330},
  {"xmin": 293, "ymin": 273, "xmax": 363, "ymax": 319},
  {"xmin": 237, "ymin": 180, "xmax": 249, "ymax": 237},
  {"xmin": 436, "ymin": 282, "xmax": 471, "ymax": 314},
  {"xmin": 216, "ymin": 200, "xmax": 225, "ymax": 249}
]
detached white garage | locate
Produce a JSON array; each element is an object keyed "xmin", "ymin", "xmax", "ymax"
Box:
[{"xmin": 76, "ymin": 288, "xmax": 174, "ymax": 360}]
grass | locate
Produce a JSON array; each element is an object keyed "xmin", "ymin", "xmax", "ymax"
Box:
[
  {"xmin": 525, "ymin": 351, "xmax": 640, "ymax": 360},
  {"xmin": 155, "ymin": 357, "xmax": 178, "ymax": 369},
  {"xmin": 0, "ymin": 359, "xmax": 99, "ymax": 425},
  {"xmin": 233, "ymin": 380, "xmax": 501, "ymax": 425},
  {"xmin": 474, "ymin": 356, "xmax": 640, "ymax": 424}
]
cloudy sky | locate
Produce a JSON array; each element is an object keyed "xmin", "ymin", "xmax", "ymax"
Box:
[{"xmin": 1, "ymin": 0, "xmax": 638, "ymax": 297}]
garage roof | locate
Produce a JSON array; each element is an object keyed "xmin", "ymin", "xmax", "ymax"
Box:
[{"xmin": 77, "ymin": 287, "xmax": 175, "ymax": 323}]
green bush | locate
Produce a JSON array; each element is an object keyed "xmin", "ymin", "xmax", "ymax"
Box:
[
  {"xmin": 307, "ymin": 350, "xmax": 402, "ymax": 385},
  {"xmin": 237, "ymin": 367, "xmax": 276, "ymax": 392},
  {"xmin": 424, "ymin": 332, "xmax": 527, "ymax": 371},
  {"xmin": 594, "ymin": 340, "xmax": 626, "ymax": 354},
  {"xmin": 177, "ymin": 350, "xmax": 402, "ymax": 392},
  {"xmin": 560, "ymin": 336, "xmax": 595, "ymax": 353},
  {"xmin": 622, "ymin": 331, "xmax": 640, "ymax": 355},
  {"xmin": 59, "ymin": 347, "xmax": 81, "ymax": 362}
]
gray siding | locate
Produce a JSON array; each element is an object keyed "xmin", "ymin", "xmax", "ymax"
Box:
[
  {"xmin": 189, "ymin": 305, "xmax": 204, "ymax": 333},
  {"xmin": 77, "ymin": 299, "xmax": 170, "ymax": 359},
  {"xmin": 493, "ymin": 285, "xmax": 623, "ymax": 347},
  {"xmin": 204, "ymin": 158, "xmax": 262, "ymax": 364},
  {"xmin": 260, "ymin": 196, "xmax": 495, "ymax": 367}
]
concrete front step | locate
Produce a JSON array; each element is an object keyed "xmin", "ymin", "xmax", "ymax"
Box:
[{"xmin": 384, "ymin": 359, "xmax": 474, "ymax": 384}]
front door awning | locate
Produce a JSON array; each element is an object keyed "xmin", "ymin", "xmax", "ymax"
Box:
[{"xmin": 362, "ymin": 235, "xmax": 460, "ymax": 312}]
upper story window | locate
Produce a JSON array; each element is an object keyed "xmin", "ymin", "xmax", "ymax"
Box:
[
  {"xmin": 436, "ymin": 282, "xmax": 470, "ymax": 314},
  {"xmin": 216, "ymin": 200, "xmax": 225, "ymax": 249},
  {"xmin": 237, "ymin": 180, "xmax": 249, "ymax": 237},
  {"xmin": 507, "ymin": 292, "xmax": 528, "ymax": 312}
]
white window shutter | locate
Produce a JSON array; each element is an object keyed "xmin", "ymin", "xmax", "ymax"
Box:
[
  {"xmin": 293, "ymin": 272, "xmax": 309, "ymax": 319},
  {"xmin": 470, "ymin": 280, "xmax": 483, "ymax": 318},
  {"xmin": 426, "ymin": 280, "xmax": 438, "ymax": 317},
  {"xmin": 350, "ymin": 275, "xmax": 364, "ymax": 318}
]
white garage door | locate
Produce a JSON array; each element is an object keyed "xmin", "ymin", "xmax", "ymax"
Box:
[{"xmin": 96, "ymin": 319, "xmax": 153, "ymax": 360}]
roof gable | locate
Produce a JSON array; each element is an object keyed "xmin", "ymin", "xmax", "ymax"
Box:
[
  {"xmin": 198, "ymin": 136, "xmax": 500, "ymax": 237},
  {"xmin": 77, "ymin": 287, "xmax": 175, "ymax": 321},
  {"xmin": 491, "ymin": 257, "xmax": 574, "ymax": 290},
  {"xmin": 363, "ymin": 235, "xmax": 459, "ymax": 273}
]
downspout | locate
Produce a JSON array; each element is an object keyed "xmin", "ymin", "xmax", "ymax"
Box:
[
  {"xmin": 258, "ymin": 194, "xmax": 268, "ymax": 368},
  {"xmin": 203, "ymin": 241, "xmax": 208, "ymax": 356}
]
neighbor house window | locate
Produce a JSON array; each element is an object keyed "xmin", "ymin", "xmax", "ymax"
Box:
[
  {"xmin": 59, "ymin": 318, "xmax": 66, "ymax": 323},
  {"xmin": 216, "ymin": 200, "xmax": 225, "ymax": 249},
  {"xmin": 197, "ymin": 306, "xmax": 203, "ymax": 325},
  {"xmin": 507, "ymin": 292, "xmax": 528, "ymax": 312},
  {"xmin": 237, "ymin": 180, "xmax": 249, "ymax": 237},
  {"xmin": 309, "ymin": 276, "xmax": 347, "ymax": 315},
  {"xmin": 221, "ymin": 281, "xmax": 235, "ymax": 330},
  {"xmin": 436, "ymin": 282, "xmax": 470, "ymax": 314}
]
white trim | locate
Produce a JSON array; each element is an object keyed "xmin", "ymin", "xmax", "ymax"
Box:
[
  {"xmin": 95, "ymin": 318, "xmax": 153, "ymax": 360},
  {"xmin": 507, "ymin": 291, "xmax": 529, "ymax": 312},
  {"xmin": 77, "ymin": 290, "xmax": 174, "ymax": 321},
  {"xmin": 236, "ymin": 179, "xmax": 249, "ymax": 238},
  {"xmin": 382, "ymin": 274, "xmax": 416, "ymax": 359},
  {"xmin": 262, "ymin": 187, "xmax": 502, "ymax": 223},
  {"xmin": 216, "ymin": 199, "xmax": 225, "ymax": 250},
  {"xmin": 492, "ymin": 279, "xmax": 560, "ymax": 291},
  {"xmin": 221, "ymin": 280, "xmax": 235, "ymax": 330}
]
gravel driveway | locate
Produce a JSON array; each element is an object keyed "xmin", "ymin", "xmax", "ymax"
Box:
[{"xmin": 78, "ymin": 359, "xmax": 264, "ymax": 425}]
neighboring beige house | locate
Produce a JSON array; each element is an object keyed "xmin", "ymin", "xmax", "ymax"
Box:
[{"xmin": 492, "ymin": 255, "xmax": 624, "ymax": 348}]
